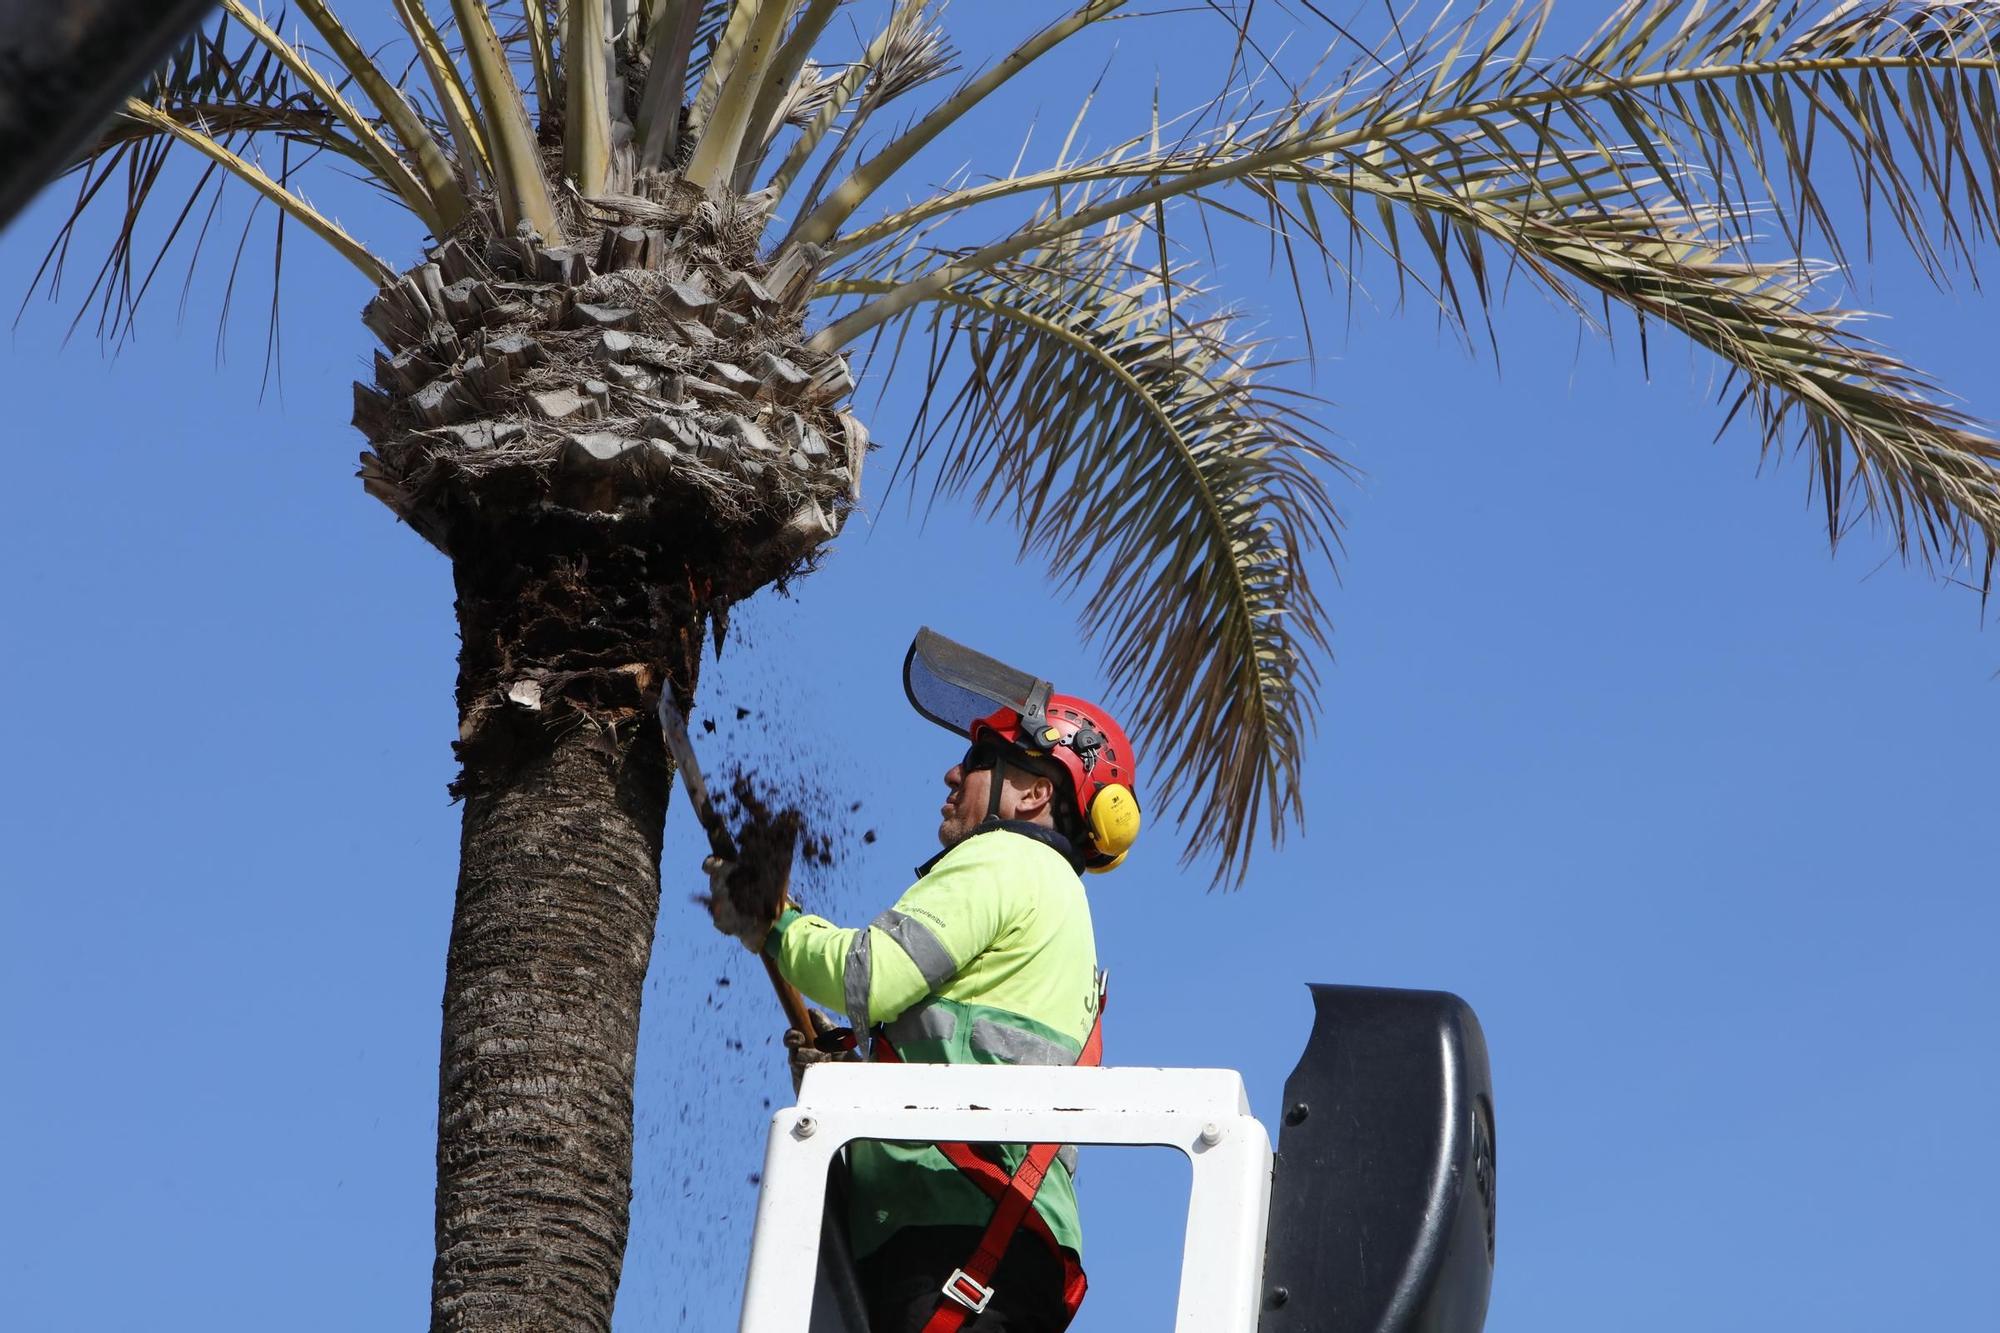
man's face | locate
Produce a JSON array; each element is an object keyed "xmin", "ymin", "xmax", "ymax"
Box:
[
  {"xmin": 937, "ymin": 756, "xmax": 993, "ymax": 848},
  {"xmin": 938, "ymin": 739, "xmax": 1056, "ymax": 847}
]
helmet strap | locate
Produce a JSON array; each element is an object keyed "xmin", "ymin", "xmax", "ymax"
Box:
[{"xmin": 984, "ymin": 752, "xmax": 1010, "ymax": 824}]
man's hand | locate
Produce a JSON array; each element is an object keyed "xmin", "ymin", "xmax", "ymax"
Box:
[
  {"xmin": 701, "ymin": 854, "xmax": 782, "ymax": 952},
  {"xmin": 785, "ymin": 1027, "xmax": 843, "ymax": 1093}
]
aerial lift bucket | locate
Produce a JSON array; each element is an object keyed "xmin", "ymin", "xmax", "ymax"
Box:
[
  {"xmin": 740, "ymin": 983, "xmax": 1494, "ymax": 1333},
  {"xmin": 1257, "ymin": 984, "xmax": 1496, "ymax": 1333}
]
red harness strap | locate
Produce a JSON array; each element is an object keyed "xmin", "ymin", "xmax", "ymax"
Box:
[{"xmin": 873, "ymin": 997, "xmax": 1104, "ymax": 1332}]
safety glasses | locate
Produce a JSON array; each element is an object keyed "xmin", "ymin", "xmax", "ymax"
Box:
[{"xmin": 959, "ymin": 739, "xmax": 1005, "ymax": 774}]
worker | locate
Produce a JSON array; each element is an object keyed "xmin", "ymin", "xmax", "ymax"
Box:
[{"xmin": 704, "ymin": 632, "xmax": 1142, "ymax": 1332}]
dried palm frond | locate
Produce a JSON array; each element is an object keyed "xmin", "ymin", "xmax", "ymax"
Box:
[
  {"xmin": 869, "ymin": 7, "xmax": 959, "ymax": 106},
  {"xmin": 27, "ymin": 14, "xmax": 383, "ymax": 343},
  {"xmin": 789, "ymin": 0, "xmax": 1122, "ymax": 245},
  {"xmin": 777, "ymin": 60, "xmax": 841, "ymax": 128},
  {"xmin": 769, "ymin": 0, "xmax": 930, "ymax": 212}
]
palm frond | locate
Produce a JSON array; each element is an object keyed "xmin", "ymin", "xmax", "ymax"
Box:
[
  {"xmin": 788, "ymin": 0, "xmax": 1123, "ymax": 247},
  {"xmin": 292, "ymin": 0, "xmax": 469, "ymax": 229},
  {"xmin": 824, "ymin": 219, "xmax": 1347, "ymax": 883},
  {"xmin": 679, "ymin": 0, "xmax": 742, "ymax": 98},
  {"xmin": 522, "ymin": 0, "xmax": 558, "ymax": 118},
  {"xmin": 779, "ymin": 0, "xmax": 961, "ymax": 214},
  {"xmin": 636, "ymin": 0, "xmax": 705, "ymax": 169},
  {"xmin": 775, "ymin": 59, "xmax": 842, "ymax": 129},
  {"xmin": 116, "ymin": 98, "xmax": 395, "ymax": 284},
  {"xmin": 564, "ymin": 0, "xmax": 615, "ymax": 196},
  {"xmin": 826, "ymin": 1, "xmax": 2000, "ymax": 322},
  {"xmin": 78, "ymin": 101, "xmax": 372, "ymax": 167},
  {"xmin": 768, "ymin": 0, "xmax": 931, "ymax": 215},
  {"xmin": 448, "ymin": 0, "xmax": 562, "ymax": 237},
  {"xmin": 816, "ymin": 1, "xmax": 2000, "ymax": 593},
  {"xmin": 687, "ymin": 0, "xmax": 763, "ymax": 141},
  {"xmin": 398, "ymin": 0, "xmax": 492, "ymax": 188},
  {"xmin": 1295, "ymin": 165, "xmax": 2000, "ymax": 587},
  {"xmin": 217, "ymin": 0, "xmax": 447, "ymax": 234},
  {"xmin": 27, "ymin": 16, "xmax": 393, "ymax": 341},
  {"xmin": 733, "ymin": 0, "xmax": 841, "ymax": 189},
  {"xmin": 685, "ymin": 0, "xmax": 799, "ymax": 191},
  {"xmin": 865, "ymin": 4, "xmax": 959, "ymax": 106}
]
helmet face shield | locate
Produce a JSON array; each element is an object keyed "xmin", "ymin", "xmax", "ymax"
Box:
[
  {"xmin": 903, "ymin": 627, "xmax": 1052, "ymax": 739},
  {"xmin": 903, "ymin": 626, "xmax": 1141, "ymax": 873}
]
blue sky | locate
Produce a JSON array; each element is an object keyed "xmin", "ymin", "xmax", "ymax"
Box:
[{"xmin": 3, "ymin": 5, "xmax": 1997, "ymax": 1331}]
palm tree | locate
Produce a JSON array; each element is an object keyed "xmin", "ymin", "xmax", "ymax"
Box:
[{"xmin": 22, "ymin": 1, "xmax": 2000, "ymax": 1327}]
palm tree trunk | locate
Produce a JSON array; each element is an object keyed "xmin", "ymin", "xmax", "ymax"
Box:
[{"xmin": 432, "ymin": 530, "xmax": 695, "ymax": 1332}]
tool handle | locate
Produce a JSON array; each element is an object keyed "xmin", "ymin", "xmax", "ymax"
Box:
[
  {"xmin": 763, "ymin": 955, "xmax": 822, "ymax": 1037},
  {"xmin": 698, "ymin": 816, "xmax": 739, "ymax": 864},
  {"xmin": 658, "ymin": 695, "xmax": 739, "ymax": 861}
]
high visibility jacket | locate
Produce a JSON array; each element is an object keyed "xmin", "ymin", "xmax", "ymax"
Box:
[{"xmin": 765, "ymin": 822, "xmax": 1101, "ymax": 1261}]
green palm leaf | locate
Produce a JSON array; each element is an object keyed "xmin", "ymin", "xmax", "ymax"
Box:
[
  {"xmin": 821, "ymin": 0, "xmax": 2000, "ymax": 599},
  {"xmin": 825, "ymin": 218, "xmax": 1346, "ymax": 883}
]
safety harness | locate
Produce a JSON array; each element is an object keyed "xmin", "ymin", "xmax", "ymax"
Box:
[{"xmin": 872, "ymin": 986, "xmax": 1105, "ymax": 1331}]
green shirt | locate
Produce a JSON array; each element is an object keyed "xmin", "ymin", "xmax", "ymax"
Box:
[{"xmin": 768, "ymin": 824, "xmax": 1101, "ymax": 1259}]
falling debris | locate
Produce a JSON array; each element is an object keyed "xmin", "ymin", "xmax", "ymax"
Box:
[
  {"xmin": 711, "ymin": 772, "xmax": 804, "ymax": 924},
  {"xmin": 634, "ymin": 657, "xmax": 889, "ymax": 1314}
]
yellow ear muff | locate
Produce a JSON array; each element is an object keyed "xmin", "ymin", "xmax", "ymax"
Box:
[
  {"xmin": 1085, "ymin": 850, "xmax": 1129, "ymax": 875},
  {"xmin": 1086, "ymin": 783, "xmax": 1141, "ymax": 863}
]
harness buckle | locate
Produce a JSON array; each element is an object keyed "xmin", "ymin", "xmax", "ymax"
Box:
[{"xmin": 942, "ymin": 1268, "xmax": 995, "ymax": 1314}]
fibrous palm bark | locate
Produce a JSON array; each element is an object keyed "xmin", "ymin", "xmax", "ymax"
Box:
[{"xmin": 436, "ymin": 724, "xmax": 665, "ymax": 1330}]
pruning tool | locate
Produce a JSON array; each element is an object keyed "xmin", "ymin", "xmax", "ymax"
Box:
[{"xmin": 657, "ymin": 691, "xmax": 840, "ymax": 1049}]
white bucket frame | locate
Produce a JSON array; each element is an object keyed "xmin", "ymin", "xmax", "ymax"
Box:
[{"xmin": 738, "ymin": 1063, "xmax": 1274, "ymax": 1332}]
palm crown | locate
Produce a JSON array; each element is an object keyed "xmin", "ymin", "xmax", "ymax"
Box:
[{"xmin": 39, "ymin": 0, "xmax": 2000, "ymax": 881}]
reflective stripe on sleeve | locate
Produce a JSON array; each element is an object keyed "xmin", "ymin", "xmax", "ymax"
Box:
[
  {"xmin": 871, "ymin": 909, "xmax": 957, "ymax": 991},
  {"xmin": 969, "ymin": 1016, "xmax": 1080, "ymax": 1066},
  {"xmin": 885, "ymin": 1000, "xmax": 958, "ymax": 1049},
  {"xmin": 844, "ymin": 927, "xmax": 874, "ymax": 1031}
]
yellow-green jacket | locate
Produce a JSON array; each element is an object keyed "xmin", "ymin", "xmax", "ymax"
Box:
[{"xmin": 765, "ymin": 822, "xmax": 1100, "ymax": 1260}]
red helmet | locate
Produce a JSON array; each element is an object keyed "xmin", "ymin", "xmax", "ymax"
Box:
[{"xmin": 904, "ymin": 628, "xmax": 1143, "ymax": 872}]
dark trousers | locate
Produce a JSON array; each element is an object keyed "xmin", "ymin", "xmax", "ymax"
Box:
[{"xmin": 855, "ymin": 1225, "xmax": 1075, "ymax": 1332}]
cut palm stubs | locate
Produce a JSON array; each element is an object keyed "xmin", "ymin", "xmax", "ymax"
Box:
[{"xmin": 355, "ymin": 178, "xmax": 861, "ymax": 587}]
